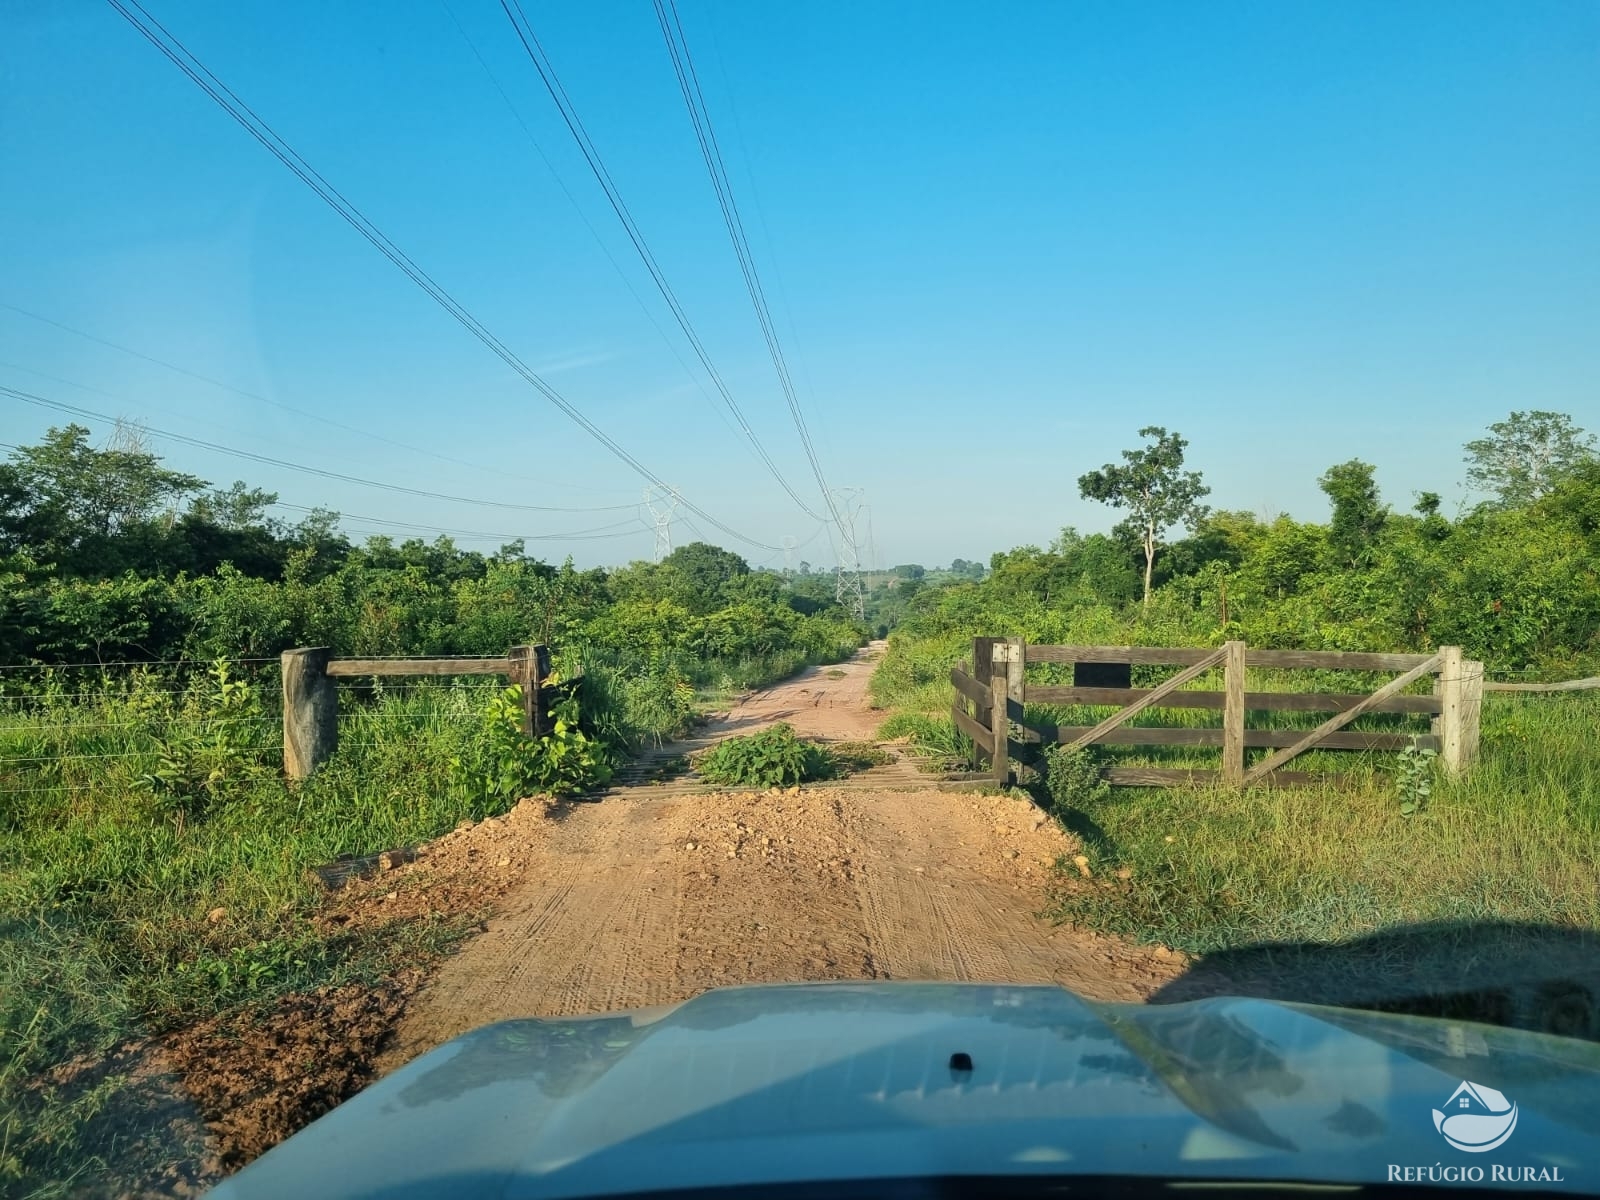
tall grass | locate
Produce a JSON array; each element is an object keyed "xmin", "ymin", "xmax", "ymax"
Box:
[
  {"xmin": 1045, "ymin": 691, "xmax": 1600, "ymax": 951},
  {"xmin": 1, "ymin": 632, "xmax": 866, "ymax": 1193},
  {"xmin": 0, "ymin": 671, "xmax": 511, "ymax": 1194},
  {"xmin": 870, "ymin": 630, "xmax": 1600, "ymax": 952}
]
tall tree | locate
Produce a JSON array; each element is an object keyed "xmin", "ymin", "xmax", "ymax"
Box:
[
  {"xmin": 186, "ymin": 481, "xmax": 278, "ymax": 530},
  {"xmin": 1, "ymin": 425, "xmax": 206, "ymax": 572},
  {"xmin": 1078, "ymin": 426, "xmax": 1210, "ymax": 607},
  {"xmin": 1318, "ymin": 459, "xmax": 1387, "ymax": 566},
  {"xmin": 1464, "ymin": 410, "xmax": 1596, "ymax": 508}
]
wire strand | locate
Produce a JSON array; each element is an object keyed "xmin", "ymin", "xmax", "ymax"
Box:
[
  {"xmin": 104, "ymin": 0, "xmax": 781, "ymax": 553},
  {"xmin": 3, "ymin": 384, "xmax": 641, "ymax": 515},
  {"xmin": 652, "ymin": 0, "xmax": 844, "ymax": 539},
  {"xmin": 0, "ymin": 302, "xmax": 615, "ymax": 495},
  {"xmin": 496, "ymin": 0, "xmax": 828, "ymax": 525}
]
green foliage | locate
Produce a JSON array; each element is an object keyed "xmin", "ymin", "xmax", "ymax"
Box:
[
  {"xmin": 450, "ymin": 686, "xmax": 611, "ymax": 803},
  {"xmin": 1042, "ymin": 692, "xmax": 1600, "ymax": 954},
  {"xmin": 1043, "ymin": 745, "xmax": 1110, "ymax": 819},
  {"xmin": 1395, "ymin": 739, "xmax": 1437, "ymax": 817},
  {"xmin": 142, "ymin": 660, "xmax": 275, "ymax": 826},
  {"xmin": 1078, "ymin": 426, "xmax": 1211, "ymax": 606},
  {"xmin": 1318, "ymin": 459, "xmax": 1387, "ymax": 566},
  {"xmin": 695, "ymin": 723, "xmax": 828, "ymax": 788},
  {"xmin": 1464, "ymin": 410, "xmax": 1596, "ymax": 508}
]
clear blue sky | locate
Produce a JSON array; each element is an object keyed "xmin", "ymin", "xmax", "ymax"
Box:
[{"xmin": 3, "ymin": 1, "xmax": 1597, "ymax": 569}]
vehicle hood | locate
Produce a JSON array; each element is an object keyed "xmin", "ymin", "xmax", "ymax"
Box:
[{"xmin": 212, "ymin": 982, "xmax": 1600, "ymax": 1198}]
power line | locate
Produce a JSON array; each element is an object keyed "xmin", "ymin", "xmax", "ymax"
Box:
[
  {"xmin": 338, "ymin": 521, "xmax": 644, "ymax": 545},
  {"xmin": 652, "ymin": 1, "xmax": 867, "ymax": 612},
  {"xmin": 2, "ymin": 384, "xmax": 637, "ymax": 514},
  {"xmin": 495, "ymin": 0, "xmax": 828, "ymax": 525},
  {"xmin": 0, "ymin": 301, "xmax": 603, "ymax": 495},
  {"xmin": 104, "ymin": 0, "xmax": 779, "ymax": 553},
  {"xmin": 270, "ymin": 502, "xmax": 647, "ymax": 543},
  {"xmin": 5, "ymin": 433, "xmax": 644, "ymax": 545},
  {"xmin": 433, "ymin": 0, "xmax": 740, "ymax": 447},
  {"xmin": 652, "ymin": 1, "xmax": 839, "ymax": 521},
  {"xmin": 0, "ymin": 356, "xmax": 501, "ymax": 486}
]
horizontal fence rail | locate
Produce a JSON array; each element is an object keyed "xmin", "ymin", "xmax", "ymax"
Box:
[
  {"xmin": 324, "ymin": 657, "xmax": 513, "ymax": 677},
  {"xmin": 1485, "ymin": 675, "xmax": 1600, "ymax": 693},
  {"xmin": 952, "ymin": 639, "xmax": 1483, "ymax": 789},
  {"xmin": 1022, "ymin": 645, "xmax": 1438, "ymax": 671},
  {"xmin": 281, "ymin": 645, "xmax": 553, "ymax": 780}
]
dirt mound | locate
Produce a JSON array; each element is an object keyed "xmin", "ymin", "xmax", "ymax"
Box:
[
  {"xmin": 161, "ymin": 972, "xmax": 421, "ymax": 1172},
  {"xmin": 29, "ymin": 794, "xmax": 568, "ymax": 1198},
  {"xmin": 387, "ymin": 780, "xmax": 1185, "ymax": 1067},
  {"xmin": 316, "ymin": 793, "xmax": 559, "ymax": 934}
]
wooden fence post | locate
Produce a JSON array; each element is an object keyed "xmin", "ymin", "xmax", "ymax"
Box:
[
  {"xmin": 1222, "ymin": 639, "xmax": 1246, "ymax": 788},
  {"xmin": 1005, "ymin": 636, "xmax": 1026, "ymax": 768},
  {"xmin": 508, "ymin": 644, "xmax": 554, "ymax": 738},
  {"xmin": 533, "ymin": 644, "xmax": 553, "ymax": 737},
  {"xmin": 972, "ymin": 636, "xmax": 996, "ymax": 771},
  {"xmin": 281, "ymin": 647, "xmax": 337, "ymax": 780},
  {"xmin": 1439, "ymin": 649, "xmax": 1482, "ymax": 776},
  {"xmin": 990, "ymin": 640, "xmax": 1018, "ymax": 785},
  {"xmin": 1438, "ymin": 645, "xmax": 1467, "ymax": 776}
]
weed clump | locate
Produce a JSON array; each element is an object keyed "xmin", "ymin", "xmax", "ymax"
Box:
[
  {"xmin": 695, "ymin": 724, "xmax": 828, "ymax": 788},
  {"xmin": 1043, "ymin": 744, "xmax": 1109, "ymax": 819}
]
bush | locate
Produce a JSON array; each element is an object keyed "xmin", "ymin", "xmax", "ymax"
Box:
[
  {"xmin": 1044, "ymin": 744, "xmax": 1109, "ymax": 819},
  {"xmin": 449, "ymin": 686, "xmax": 611, "ymax": 803},
  {"xmin": 695, "ymin": 723, "xmax": 828, "ymax": 788}
]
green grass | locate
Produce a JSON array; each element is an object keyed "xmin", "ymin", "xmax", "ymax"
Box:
[
  {"xmin": 869, "ymin": 630, "xmax": 1600, "ymax": 955},
  {"xmin": 0, "ymin": 637, "xmax": 870, "ymax": 1194},
  {"xmin": 1044, "ymin": 691, "xmax": 1600, "ymax": 953},
  {"xmin": 0, "ymin": 672, "xmax": 515, "ymax": 1196}
]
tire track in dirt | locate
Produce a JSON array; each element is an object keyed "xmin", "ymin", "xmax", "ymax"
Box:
[{"xmin": 381, "ymin": 645, "xmax": 1183, "ymax": 1072}]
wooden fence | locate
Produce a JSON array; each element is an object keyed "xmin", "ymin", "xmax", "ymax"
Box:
[
  {"xmin": 280, "ymin": 644, "xmax": 553, "ymax": 779},
  {"xmin": 951, "ymin": 638, "xmax": 1484, "ymax": 788}
]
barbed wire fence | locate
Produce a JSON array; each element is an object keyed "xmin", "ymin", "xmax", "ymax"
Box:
[{"xmin": 0, "ymin": 656, "xmax": 515, "ymax": 803}]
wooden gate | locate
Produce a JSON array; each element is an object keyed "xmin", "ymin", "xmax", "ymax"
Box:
[{"xmin": 949, "ymin": 638, "xmax": 1482, "ymax": 787}]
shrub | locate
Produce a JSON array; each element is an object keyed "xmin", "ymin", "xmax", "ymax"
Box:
[
  {"xmin": 695, "ymin": 723, "xmax": 827, "ymax": 788},
  {"xmin": 1395, "ymin": 739, "xmax": 1437, "ymax": 816},
  {"xmin": 1043, "ymin": 744, "xmax": 1109, "ymax": 818},
  {"xmin": 450, "ymin": 686, "xmax": 611, "ymax": 804}
]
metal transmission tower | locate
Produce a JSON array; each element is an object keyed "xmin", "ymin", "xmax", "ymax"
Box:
[
  {"xmin": 830, "ymin": 488, "xmax": 868, "ymax": 620},
  {"xmin": 643, "ymin": 485, "xmax": 680, "ymax": 563},
  {"xmin": 781, "ymin": 535, "xmax": 798, "ymax": 575}
]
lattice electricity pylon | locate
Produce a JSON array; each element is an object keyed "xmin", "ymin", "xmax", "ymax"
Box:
[
  {"xmin": 643, "ymin": 485, "xmax": 680, "ymax": 563},
  {"xmin": 830, "ymin": 487, "xmax": 868, "ymax": 620},
  {"xmin": 781, "ymin": 535, "xmax": 798, "ymax": 575}
]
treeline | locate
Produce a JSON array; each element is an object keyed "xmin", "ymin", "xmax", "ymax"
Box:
[
  {"xmin": 0, "ymin": 424, "xmax": 866, "ymax": 675},
  {"xmin": 878, "ymin": 412, "xmax": 1600, "ymax": 692}
]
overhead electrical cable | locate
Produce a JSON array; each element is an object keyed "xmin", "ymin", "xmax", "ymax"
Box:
[
  {"xmin": 103, "ymin": 0, "xmax": 780, "ymax": 553},
  {"xmin": 652, "ymin": 0, "xmax": 844, "ymax": 535},
  {"xmin": 0, "ymin": 301, "xmax": 605, "ymax": 494},
  {"xmin": 496, "ymin": 0, "xmax": 829, "ymax": 524},
  {"xmin": 1, "ymin": 384, "xmax": 639, "ymax": 514},
  {"xmin": 0, "ymin": 356, "xmax": 485, "ymax": 477},
  {"xmin": 434, "ymin": 0, "xmax": 740, "ymax": 444},
  {"xmin": 336, "ymin": 520, "xmax": 646, "ymax": 544},
  {"xmin": 270, "ymin": 502, "xmax": 646, "ymax": 542}
]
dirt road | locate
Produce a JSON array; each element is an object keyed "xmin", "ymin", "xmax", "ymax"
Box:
[{"xmin": 382, "ymin": 645, "xmax": 1182, "ymax": 1069}]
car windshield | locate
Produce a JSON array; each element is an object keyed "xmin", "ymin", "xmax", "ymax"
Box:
[{"xmin": 2, "ymin": 2, "xmax": 1597, "ymax": 1197}]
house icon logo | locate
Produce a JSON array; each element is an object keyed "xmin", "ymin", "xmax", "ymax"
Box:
[{"xmin": 1433, "ymin": 1081, "xmax": 1518, "ymax": 1153}]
